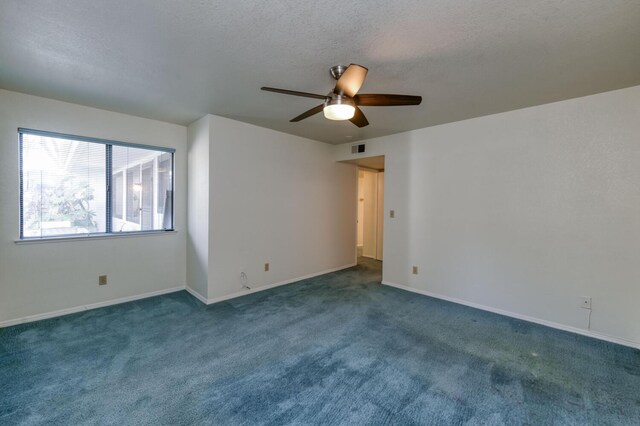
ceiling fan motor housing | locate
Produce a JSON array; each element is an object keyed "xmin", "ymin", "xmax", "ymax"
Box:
[
  {"xmin": 330, "ymin": 65, "xmax": 348, "ymax": 80},
  {"xmin": 324, "ymin": 92, "xmax": 355, "ymax": 108}
]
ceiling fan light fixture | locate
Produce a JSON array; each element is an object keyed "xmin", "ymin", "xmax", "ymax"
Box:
[
  {"xmin": 323, "ymin": 96, "xmax": 355, "ymax": 120},
  {"xmin": 324, "ymin": 104, "xmax": 355, "ymax": 120}
]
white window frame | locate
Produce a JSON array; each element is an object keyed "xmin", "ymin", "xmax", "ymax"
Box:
[{"xmin": 18, "ymin": 128, "xmax": 175, "ymax": 241}]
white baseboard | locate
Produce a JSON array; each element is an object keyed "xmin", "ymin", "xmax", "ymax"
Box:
[
  {"xmin": 185, "ymin": 286, "xmax": 208, "ymax": 304},
  {"xmin": 202, "ymin": 263, "xmax": 357, "ymax": 305},
  {"xmin": 0, "ymin": 286, "xmax": 186, "ymax": 328},
  {"xmin": 382, "ymin": 281, "xmax": 640, "ymax": 350},
  {"xmin": 0, "ymin": 264, "xmax": 358, "ymax": 327}
]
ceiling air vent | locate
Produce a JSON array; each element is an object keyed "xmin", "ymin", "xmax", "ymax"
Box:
[{"xmin": 351, "ymin": 144, "xmax": 365, "ymax": 154}]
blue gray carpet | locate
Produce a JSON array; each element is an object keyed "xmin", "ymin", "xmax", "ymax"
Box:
[{"xmin": 1, "ymin": 258, "xmax": 639, "ymax": 425}]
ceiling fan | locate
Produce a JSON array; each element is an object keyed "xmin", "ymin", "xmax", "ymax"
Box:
[{"xmin": 261, "ymin": 64, "xmax": 422, "ymax": 128}]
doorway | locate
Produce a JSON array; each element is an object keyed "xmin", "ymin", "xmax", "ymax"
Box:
[
  {"xmin": 346, "ymin": 155, "xmax": 385, "ymax": 275},
  {"xmin": 357, "ymin": 168, "xmax": 384, "ymax": 263},
  {"xmin": 339, "ymin": 155, "xmax": 385, "ymax": 275}
]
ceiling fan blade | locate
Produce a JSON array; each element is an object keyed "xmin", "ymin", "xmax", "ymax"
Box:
[
  {"xmin": 349, "ymin": 106, "xmax": 369, "ymax": 128},
  {"xmin": 354, "ymin": 94, "xmax": 422, "ymax": 106},
  {"xmin": 290, "ymin": 104, "xmax": 325, "ymax": 122},
  {"xmin": 334, "ymin": 64, "xmax": 368, "ymax": 98},
  {"xmin": 261, "ymin": 87, "xmax": 328, "ymax": 100}
]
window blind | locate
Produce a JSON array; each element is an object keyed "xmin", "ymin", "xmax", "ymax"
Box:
[{"xmin": 18, "ymin": 128, "xmax": 175, "ymax": 239}]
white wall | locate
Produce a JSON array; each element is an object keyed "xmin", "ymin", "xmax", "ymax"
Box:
[
  {"xmin": 186, "ymin": 115, "xmax": 356, "ymax": 301},
  {"xmin": 336, "ymin": 86, "xmax": 640, "ymax": 346},
  {"xmin": 0, "ymin": 90, "xmax": 187, "ymax": 324},
  {"xmin": 186, "ymin": 116, "xmax": 210, "ymax": 299}
]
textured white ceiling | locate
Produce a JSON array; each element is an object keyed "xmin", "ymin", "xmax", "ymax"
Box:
[{"xmin": 1, "ymin": 1, "xmax": 638, "ymax": 144}]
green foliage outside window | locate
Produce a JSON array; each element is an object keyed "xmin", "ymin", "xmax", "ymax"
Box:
[{"xmin": 25, "ymin": 176, "xmax": 98, "ymax": 231}]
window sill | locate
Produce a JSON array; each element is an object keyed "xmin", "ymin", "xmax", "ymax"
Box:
[{"xmin": 14, "ymin": 230, "xmax": 178, "ymax": 245}]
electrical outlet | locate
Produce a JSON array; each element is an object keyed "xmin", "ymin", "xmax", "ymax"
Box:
[
  {"xmin": 264, "ymin": 263, "xmax": 269, "ymax": 272},
  {"xmin": 580, "ymin": 297, "xmax": 592, "ymax": 310},
  {"xmin": 390, "ymin": 210, "xmax": 395, "ymax": 218},
  {"xmin": 412, "ymin": 266, "xmax": 418, "ymax": 275},
  {"xmin": 98, "ymin": 275, "xmax": 107, "ymax": 286}
]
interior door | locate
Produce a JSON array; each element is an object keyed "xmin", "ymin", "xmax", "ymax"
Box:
[
  {"xmin": 376, "ymin": 172, "xmax": 384, "ymax": 261},
  {"xmin": 357, "ymin": 171, "xmax": 365, "ymax": 247},
  {"xmin": 362, "ymin": 170, "xmax": 378, "ymax": 258}
]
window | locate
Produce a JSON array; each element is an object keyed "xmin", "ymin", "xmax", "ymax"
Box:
[{"xmin": 19, "ymin": 128, "xmax": 175, "ymax": 239}]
